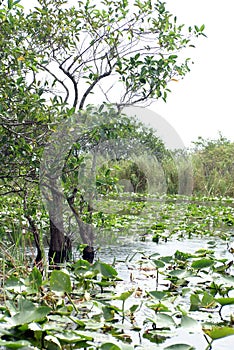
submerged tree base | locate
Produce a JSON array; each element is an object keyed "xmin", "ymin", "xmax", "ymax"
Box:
[
  {"xmin": 82, "ymin": 246, "xmax": 94, "ymax": 264},
  {"xmin": 48, "ymin": 236, "xmax": 72, "ymax": 265}
]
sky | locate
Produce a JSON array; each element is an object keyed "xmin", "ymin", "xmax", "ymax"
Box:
[
  {"xmin": 20, "ymin": 0, "xmax": 234, "ymax": 148},
  {"xmin": 151, "ymin": 0, "xmax": 234, "ymax": 147}
]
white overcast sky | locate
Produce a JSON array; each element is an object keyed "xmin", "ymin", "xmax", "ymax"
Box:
[
  {"xmin": 20, "ymin": 0, "xmax": 234, "ymax": 148},
  {"xmin": 153, "ymin": 0, "xmax": 234, "ymax": 147}
]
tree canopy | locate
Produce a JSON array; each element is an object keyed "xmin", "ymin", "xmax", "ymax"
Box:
[{"xmin": 0, "ymin": 0, "xmax": 205, "ymax": 262}]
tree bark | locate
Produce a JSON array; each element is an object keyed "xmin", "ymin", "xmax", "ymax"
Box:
[
  {"xmin": 67, "ymin": 191, "xmax": 95, "ymax": 264},
  {"xmin": 48, "ymin": 181, "xmax": 72, "ymax": 264},
  {"xmin": 25, "ymin": 214, "xmax": 43, "ymax": 264},
  {"xmin": 82, "ymin": 245, "xmax": 94, "ymax": 263},
  {"xmin": 23, "ymin": 195, "xmax": 43, "ymax": 265}
]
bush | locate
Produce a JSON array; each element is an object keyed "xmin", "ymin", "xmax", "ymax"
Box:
[{"xmin": 191, "ymin": 135, "xmax": 234, "ymax": 197}]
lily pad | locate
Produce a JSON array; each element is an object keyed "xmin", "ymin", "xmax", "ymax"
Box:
[
  {"xmin": 10, "ymin": 299, "xmax": 51, "ymax": 326},
  {"xmin": 93, "ymin": 261, "xmax": 118, "ymax": 278},
  {"xmin": 50, "ymin": 270, "xmax": 72, "ymax": 293},
  {"xmin": 0, "ymin": 340, "xmax": 32, "ymax": 349},
  {"xmin": 215, "ymin": 297, "xmax": 234, "ymax": 306},
  {"xmin": 164, "ymin": 344, "xmax": 195, "ymax": 350},
  {"xmin": 191, "ymin": 258, "xmax": 214, "ymax": 269},
  {"xmin": 180, "ymin": 315, "xmax": 200, "ymax": 330},
  {"xmin": 100, "ymin": 343, "xmax": 121, "ymax": 350},
  {"xmin": 28, "ymin": 266, "xmax": 42, "ymax": 291},
  {"xmin": 203, "ymin": 326, "xmax": 234, "ymax": 340},
  {"xmin": 114, "ymin": 290, "xmax": 134, "ymax": 301}
]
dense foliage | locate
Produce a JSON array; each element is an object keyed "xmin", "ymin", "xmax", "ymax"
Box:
[
  {"xmin": 191, "ymin": 135, "xmax": 234, "ymax": 197},
  {"xmin": 161, "ymin": 135, "xmax": 234, "ymax": 198}
]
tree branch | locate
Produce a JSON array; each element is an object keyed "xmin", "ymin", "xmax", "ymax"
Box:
[
  {"xmin": 59, "ymin": 62, "xmax": 79, "ymax": 108},
  {"xmin": 38, "ymin": 63, "xmax": 70, "ymax": 104},
  {"xmin": 79, "ymin": 57, "xmax": 112, "ymax": 110}
]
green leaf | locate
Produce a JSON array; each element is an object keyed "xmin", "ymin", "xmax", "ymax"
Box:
[
  {"xmin": 93, "ymin": 261, "xmax": 118, "ymax": 278},
  {"xmin": 215, "ymin": 297, "xmax": 234, "ymax": 306},
  {"xmin": 16, "ymin": 77, "xmax": 24, "ymax": 85},
  {"xmin": 129, "ymin": 304, "xmax": 139, "ymax": 313},
  {"xmin": 148, "ymin": 291, "xmax": 168, "ymax": 300},
  {"xmin": 7, "ymin": 0, "xmax": 13, "ymax": 9},
  {"xmin": 54, "ymin": 330, "xmax": 93, "ymax": 343},
  {"xmin": 50, "ymin": 270, "xmax": 72, "ymax": 293},
  {"xmin": 100, "ymin": 343, "xmax": 121, "ymax": 350},
  {"xmin": 201, "ymin": 292, "xmax": 215, "ymax": 308},
  {"xmin": 0, "ymin": 340, "xmax": 32, "ymax": 349},
  {"xmin": 114, "ymin": 290, "xmax": 134, "ymax": 301},
  {"xmin": 143, "ymin": 330, "xmax": 168, "ymax": 344},
  {"xmin": 190, "ymin": 294, "xmax": 200, "ymax": 311},
  {"xmin": 44, "ymin": 335, "xmax": 62, "ymax": 350},
  {"xmin": 152, "ymin": 259, "xmax": 165, "ymax": 268},
  {"xmin": 200, "ymin": 24, "xmax": 205, "ymax": 31},
  {"xmin": 180, "ymin": 315, "xmax": 200, "ymax": 330},
  {"xmin": 160, "ymin": 256, "xmax": 173, "ymax": 263},
  {"xmin": 73, "ymin": 259, "xmax": 90, "ymax": 270},
  {"xmin": 11, "ymin": 299, "xmax": 51, "ymax": 326},
  {"xmin": 148, "ymin": 303, "xmax": 170, "ymax": 313},
  {"xmin": 28, "ymin": 266, "xmax": 42, "ymax": 291},
  {"xmin": 149, "ymin": 313, "xmax": 175, "ymax": 328},
  {"xmin": 164, "ymin": 345, "xmax": 195, "ymax": 350},
  {"xmin": 191, "ymin": 258, "xmax": 214, "ymax": 269},
  {"xmin": 5, "ymin": 276, "xmax": 25, "ymax": 292},
  {"xmin": 203, "ymin": 326, "xmax": 234, "ymax": 340},
  {"xmin": 168, "ymin": 269, "xmax": 186, "ymax": 277}
]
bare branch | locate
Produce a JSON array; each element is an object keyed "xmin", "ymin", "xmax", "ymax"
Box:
[
  {"xmin": 38, "ymin": 63, "xmax": 70, "ymax": 104},
  {"xmin": 79, "ymin": 54, "xmax": 112, "ymax": 110},
  {"xmin": 58, "ymin": 62, "xmax": 79, "ymax": 108},
  {"xmin": 0, "ymin": 188, "xmax": 23, "ymax": 196}
]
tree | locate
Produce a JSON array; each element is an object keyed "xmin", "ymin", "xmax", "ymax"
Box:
[
  {"xmin": 192, "ymin": 135, "xmax": 234, "ymax": 197},
  {"xmin": 0, "ymin": 0, "xmax": 205, "ymax": 264}
]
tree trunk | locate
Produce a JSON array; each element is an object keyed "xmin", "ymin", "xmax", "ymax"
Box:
[
  {"xmin": 48, "ymin": 181, "xmax": 72, "ymax": 264},
  {"xmin": 82, "ymin": 245, "xmax": 94, "ymax": 263},
  {"xmin": 23, "ymin": 195, "xmax": 43, "ymax": 265},
  {"xmin": 67, "ymin": 191, "xmax": 95, "ymax": 264},
  {"xmin": 27, "ymin": 215, "xmax": 43, "ymax": 264}
]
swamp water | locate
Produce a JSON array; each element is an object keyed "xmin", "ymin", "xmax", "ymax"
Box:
[
  {"xmin": 3, "ymin": 197, "xmax": 234, "ymax": 350},
  {"xmin": 96, "ymin": 234, "xmax": 234, "ymax": 350}
]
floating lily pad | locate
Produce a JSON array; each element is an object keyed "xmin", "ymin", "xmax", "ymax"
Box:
[
  {"xmin": 164, "ymin": 344, "xmax": 195, "ymax": 350},
  {"xmin": 0, "ymin": 340, "xmax": 32, "ymax": 349},
  {"xmin": 215, "ymin": 297, "xmax": 234, "ymax": 306},
  {"xmin": 191, "ymin": 258, "xmax": 214, "ymax": 269},
  {"xmin": 203, "ymin": 326, "xmax": 234, "ymax": 340},
  {"xmin": 50, "ymin": 270, "xmax": 72, "ymax": 293},
  {"xmin": 10, "ymin": 299, "xmax": 51, "ymax": 326}
]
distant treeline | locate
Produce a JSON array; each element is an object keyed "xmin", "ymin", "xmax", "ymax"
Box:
[
  {"xmin": 162, "ymin": 134, "xmax": 234, "ymax": 197},
  {"xmin": 103, "ymin": 134, "xmax": 234, "ymax": 198}
]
